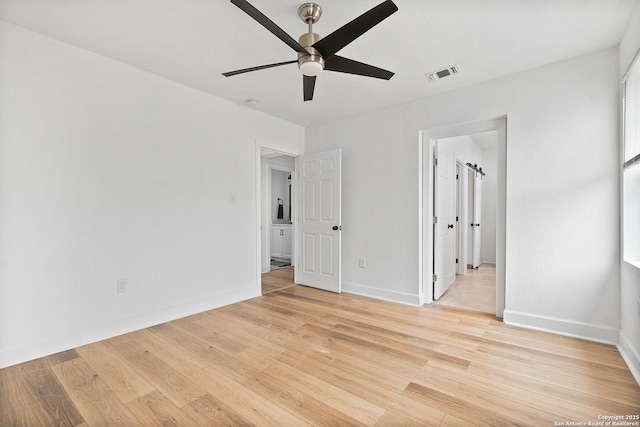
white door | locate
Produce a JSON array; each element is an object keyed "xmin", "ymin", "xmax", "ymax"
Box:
[
  {"xmin": 297, "ymin": 149, "xmax": 342, "ymax": 293},
  {"xmin": 472, "ymin": 172, "xmax": 482, "ymax": 268},
  {"xmin": 433, "ymin": 141, "xmax": 456, "ymax": 299}
]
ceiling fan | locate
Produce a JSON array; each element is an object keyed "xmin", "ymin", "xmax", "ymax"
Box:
[{"xmin": 222, "ymin": 0, "xmax": 398, "ymax": 101}]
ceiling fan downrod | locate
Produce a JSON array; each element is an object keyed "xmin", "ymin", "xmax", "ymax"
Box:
[{"xmin": 297, "ymin": 3, "xmax": 324, "ymax": 76}]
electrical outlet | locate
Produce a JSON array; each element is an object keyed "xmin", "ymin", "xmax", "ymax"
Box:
[
  {"xmin": 117, "ymin": 279, "xmax": 127, "ymax": 294},
  {"xmin": 358, "ymin": 258, "xmax": 366, "ymax": 268}
]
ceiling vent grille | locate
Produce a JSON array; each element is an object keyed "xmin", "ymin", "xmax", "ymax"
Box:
[{"xmin": 426, "ymin": 65, "xmax": 459, "ymax": 82}]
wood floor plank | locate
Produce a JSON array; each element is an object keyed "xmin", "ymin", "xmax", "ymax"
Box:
[
  {"xmin": 126, "ymin": 389, "xmax": 213, "ymax": 427},
  {"xmin": 112, "ymin": 340, "xmax": 207, "ymax": 408},
  {"xmin": 50, "ymin": 357, "xmax": 141, "ymax": 426},
  {"xmin": 261, "ymin": 266, "xmax": 294, "ymax": 295},
  {"xmin": 465, "ymin": 360, "xmax": 640, "ymax": 411},
  {"xmin": 276, "ymin": 347, "xmax": 412, "ymax": 400},
  {"xmin": 435, "ymin": 263, "xmax": 496, "ymax": 314},
  {"xmin": 186, "ymin": 393, "xmax": 255, "ymax": 426},
  {"xmin": 20, "ymin": 368, "xmax": 85, "ymax": 426},
  {"xmin": 404, "ymin": 382, "xmax": 525, "ymax": 427},
  {"xmin": 189, "ymin": 366, "xmax": 312, "ymax": 426},
  {"xmin": 129, "ymin": 328, "xmax": 208, "ymax": 378},
  {"xmin": 2, "ymin": 268, "xmax": 639, "ymax": 425},
  {"xmin": 0, "ymin": 368, "xmax": 84, "ymax": 427},
  {"xmin": 146, "ymin": 322, "xmax": 256, "ymax": 381},
  {"xmin": 75, "ymin": 341, "xmax": 155, "ymax": 404},
  {"xmin": 256, "ymin": 358, "xmax": 386, "ymax": 425}
]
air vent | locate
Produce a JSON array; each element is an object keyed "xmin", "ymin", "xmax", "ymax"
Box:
[{"xmin": 426, "ymin": 65, "xmax": 460, "ymax": 82}]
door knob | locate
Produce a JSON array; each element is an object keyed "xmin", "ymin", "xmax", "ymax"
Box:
[
  {"xmin": 332, "ymin": 225, "xmax": 342, "ymax": 230},
  {"xmin": 447, "ymin": 224, "xmax": 454, "ymax": 229},
  {"xmin": 476, "ymin": 223, "xmax": 480, "ymax": 227}
]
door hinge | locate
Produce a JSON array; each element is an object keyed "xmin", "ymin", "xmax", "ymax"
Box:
[
  {"xmin": 456, "ymin": 258, "xmax": 459, "ymax": 264},
  {"xmin": 433, "ymin": 216, "xmax": 438, "ymax": 224},
  {"xmin": 432, "ymin": 274, "xmax": 437, "ymax": 282},
  {"xmin": 456, "ymin": 174, "xmax": 459, "ymax": 179},
  {"xmin": 434, "ymin": 158, "xmax": 438, "ymax": 166},
  {"xmin": 456, "ymin": 216, "xmax": 459, "ymax": 221}
]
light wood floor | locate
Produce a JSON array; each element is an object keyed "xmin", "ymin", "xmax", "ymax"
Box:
[
  {"xmin": 2, "ymin": 280, "xmax": 639, "ymax": 426},
  {"xmin": 435, "ymin": 264, "xmax": 496, "ymax": 314},
  {"xmin": 261, "ymin": 266, "xmax": 295, "ymax": 294}
]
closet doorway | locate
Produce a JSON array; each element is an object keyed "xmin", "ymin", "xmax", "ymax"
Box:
[{"xmin": 260, "ymin": 149, "xmax": 296, "ymax": 294}]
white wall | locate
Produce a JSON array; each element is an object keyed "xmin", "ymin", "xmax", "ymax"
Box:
[
  {"xmin": 0, "ymin": 20, "xmax": 304, "ymax": 368},
  {"xmin": 618, "ymin": 0, "xmax": 640, "ymax": 384},
  {"xmin": 271, "ymin": 170, "xmax": 291, "ymax": 222},
  {"xmin": 305, "ymin": 48, "xmax": 620, "ymax": 343}
]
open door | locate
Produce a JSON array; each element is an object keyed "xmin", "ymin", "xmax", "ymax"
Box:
[
  {"xmin": 297, "ymin": 149, "xmax": 342, "ymax": 293},
  {"xmin": 433, "ymin": 141, "xmax": 456, "ymax": 299}
]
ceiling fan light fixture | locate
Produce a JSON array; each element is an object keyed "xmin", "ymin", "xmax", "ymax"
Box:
[{"xmin": 299, "ymin": 57, "xmax": 324, "ymax": 76}]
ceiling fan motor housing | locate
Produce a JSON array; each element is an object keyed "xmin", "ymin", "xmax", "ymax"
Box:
[{"xmin": 298, "ymin": 32, "xmax": 324, "ymax": 75}]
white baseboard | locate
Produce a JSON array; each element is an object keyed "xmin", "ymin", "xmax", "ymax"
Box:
[
  {"xmin": 342, "ymin": 281, "xmax": 420, "ymax": 306},
  {"xmin": 618, "ymin": 330, "xmax": 640, "ymax": 386},
  {"xmin": 481, "ymin": 258, "xmax": 496, "ymax": 264},
  {"xmin": 0, "ymin": 288, "xmax": 259, "ymax": 369},
  {"xmin": 503, "ymin": 310, "xmax": 619, "ymax": 344}
]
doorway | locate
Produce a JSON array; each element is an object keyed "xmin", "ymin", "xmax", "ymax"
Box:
[
  {"xmin": 257, "ymin": 147, "xmax": 343, "ymax": 295},
  {"xmin": 420, "ymin": 117, "xmax": 506, "ymax": 317},
  {"xmin": 260, "ymin": 149, "xmax": 296, "ymax": 294}
]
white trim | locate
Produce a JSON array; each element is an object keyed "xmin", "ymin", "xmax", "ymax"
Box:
[
  {"xmin": 342, "ymin": 281, "xmax": 421, "ymax": 306},
  {"xmin": 618, "ymin": 330, "xmax": 640, "ymax": 386},
  {"xmin": 0, "ymin": 288, "xmax": 259, "ymax": 369},
  {"xmin": 503, "ymin": 309, "xmax": 619, "ymax": 344}
]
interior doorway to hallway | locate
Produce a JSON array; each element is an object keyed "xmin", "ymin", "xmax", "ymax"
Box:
[
  {"xmin": 260, "ymin": 148, "xmax": 296, "ymax": 294},
  {"xmin": 432, "ymin": 133, "xmax": 497, "ymax": 314},
  {"xmin": 420, "ymin": 117, "xmax": 506, "ymax": 317}
]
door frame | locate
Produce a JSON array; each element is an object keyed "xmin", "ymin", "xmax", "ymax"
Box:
[
  {"xmin": 455, "ymin": 161, "xmax": 466, "ymax": 275},
  {"xmin": 419, "ymin": 117, "xmax": 507, "ymax": 317}
]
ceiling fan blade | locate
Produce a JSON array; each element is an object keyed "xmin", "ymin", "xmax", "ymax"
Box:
[
  {"xmin": 303, "ymin": 75, "xmax": 316, "ymax": 101},
  {"xmin": 230, "ymin": 0, "xmax": 308, "ymax": 55},
  {"xmin": 324, "ymin": 55, "xmax": 394, "ymax": 80},
  {"xmin": 312, "ymin": 0, "xmax": 398, "ymax": 59},
  {"xmin": 222, "ymin": 60, "xmax": 297, "ymax": 77}
]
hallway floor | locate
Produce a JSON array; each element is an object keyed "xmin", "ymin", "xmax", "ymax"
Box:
[
  {"xmin": 435, "ymin": 263, "xmax": 496, "ymax": 314},
  {"xmin": 261, "ymin": 266, "xmax": 295, "ymax": 294}
]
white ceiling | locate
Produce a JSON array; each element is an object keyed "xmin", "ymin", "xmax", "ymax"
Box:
[{"xmin": 0, "ymin": 0, "xmax": 635, "ymax": 126}]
